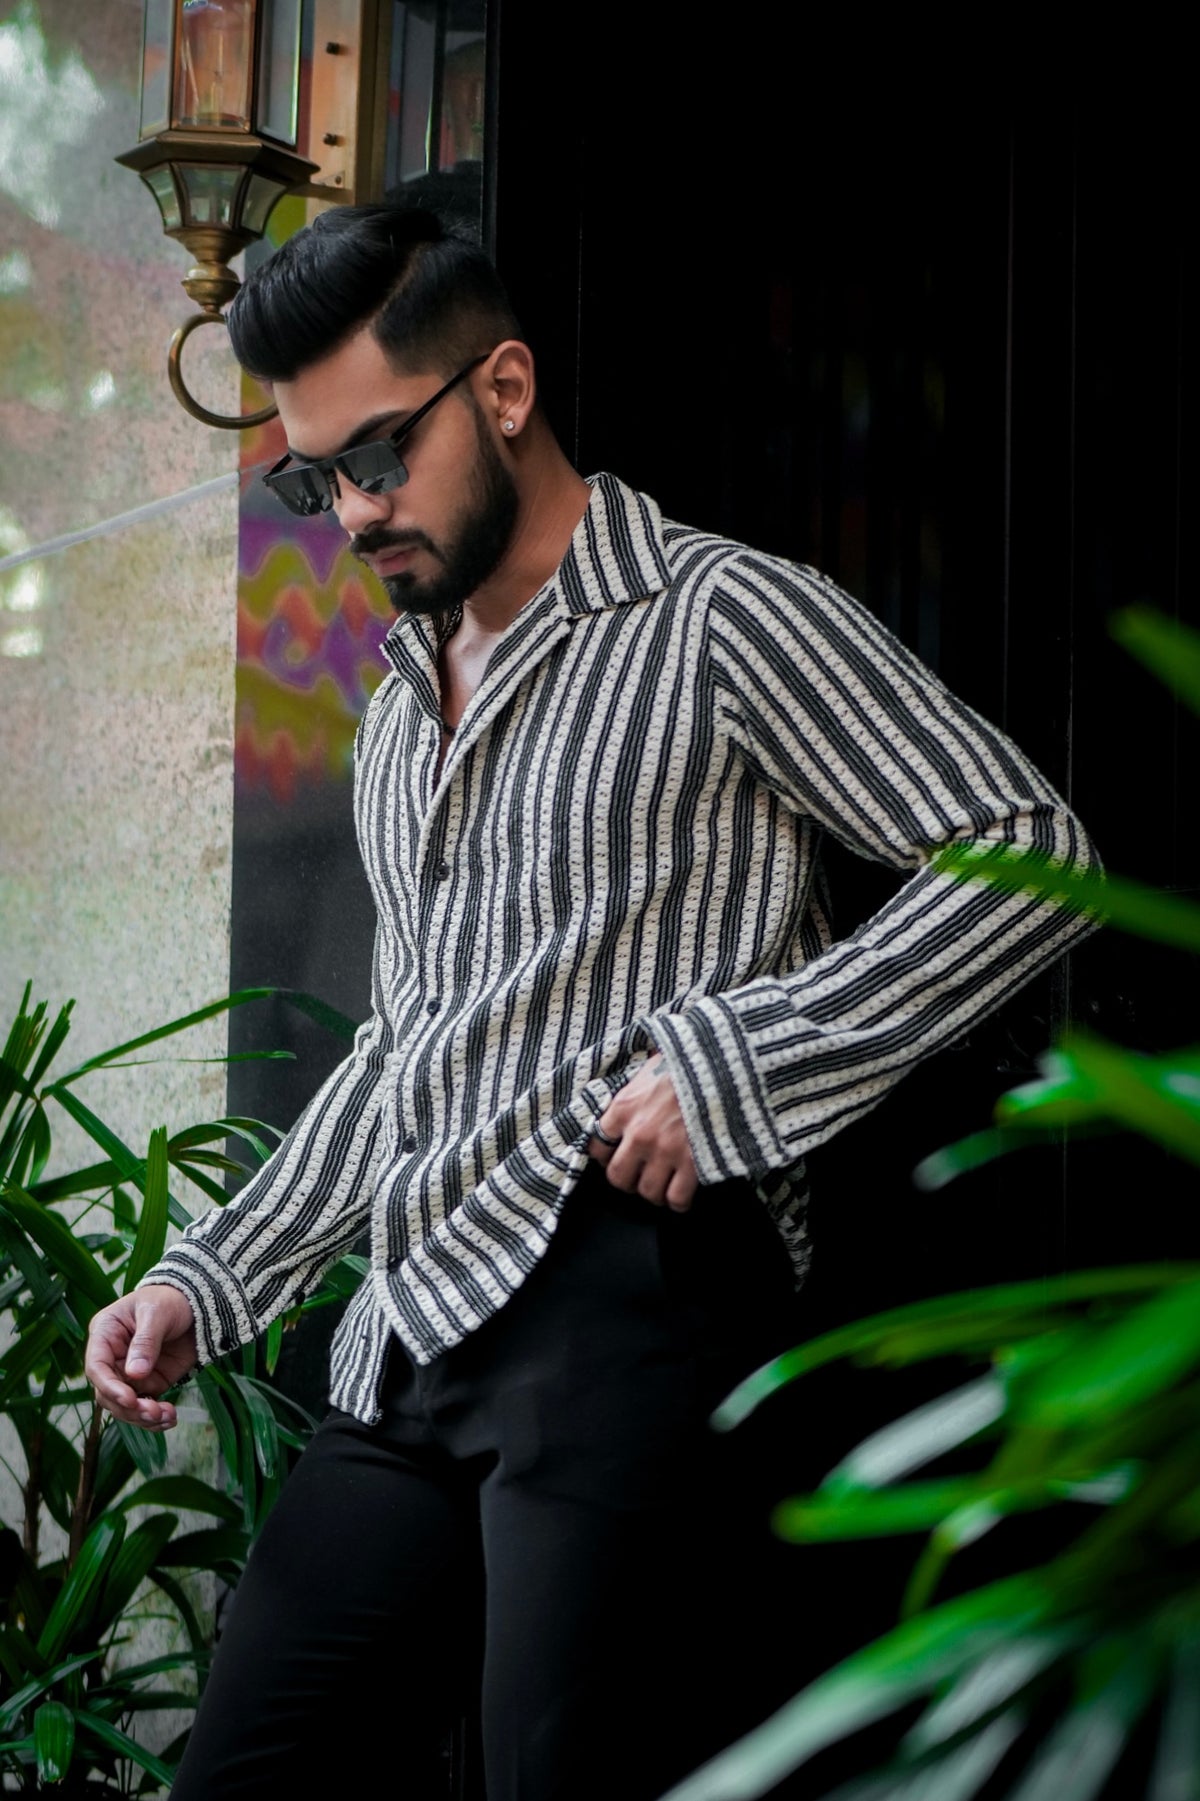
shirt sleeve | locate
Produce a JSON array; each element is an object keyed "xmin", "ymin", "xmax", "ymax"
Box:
[
  {"xmin": 641, "ymin": 553, "xmax": 1101, "ymax": 1186},
  {"xmin": 138, "ymin": 923, "xmax": 396, "ymax": 1363}
]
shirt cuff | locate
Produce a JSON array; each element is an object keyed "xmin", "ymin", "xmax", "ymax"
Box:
[
  {"xmin": 639, "ymin": 988, "xmax": 789, "ymax": 1185},
  {"xmin": 138, "ymin": 1240, "xmax": 260, "ymax": 1365}
]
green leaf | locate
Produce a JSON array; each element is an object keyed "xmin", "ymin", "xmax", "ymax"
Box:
[
  {"xmin": 115, "ymin": 1419, "xmax": 169, "ymax": 1478},
  {"xmin": 118, "ymin": 1475, "xmax": 241, "ymax": 1522},
  {"xmin": 822, "ymin": 1378, "xmax": 1007, "ymax": 1495},
  {"xmin": 13, "ymin": 1418, "xmax": 80, "ymax": 1535},
  {"xmin": 171, "ymin": 1161, "xmax": 233, "ymax": 1208},
  {"xmin": 658, "ymin": 1574, "xmax": 1054, "ymax": 1801},
  {"xmin": 36, "ymin": 1516, "xmax": 124, "ymax": 1665},
  {"xmin": 317, "ymin": 1253, "xmax": 370, "ymax": 1299},
  {"xmin": 265, "ymin": 1315, "xmax": 283, "ymax": 1376},
  {"xmin": 228, "ymin": 1371, "xmax": 280, "ymax": 1479},
  {"xmin": 1148, "ymin": 1630, "xmax": 1200, "ymax": 1801},
  {"xmin": 0, "ymin": 1182, "xmax": 117, "ymax": 1315},
  {"xmin": 0, "ymin": 1651, "xmax": 102, "ymax": 1735},
  {"xmin": 42, "ymin": 1089, "xmax": 192, "ymax": 1231},
  {"xmin": 913, "ymin": 1125, "xmax": 1056, "ymax": 1191},
  {"xmin": 193, "ymin": 1367, "xmax": 240, "ymax": 1479},
  {"xmin": 173, "ymin": 1150, "xmax": 249, "ymax": 1173},
  {"xmin": 165, "ymin": 1124, "xmax": 232, "ymax": 1152},
  {"xmin": 27, "ymin": 1159, "xmax": 122, "ymax": 1206},
  {"xmin": 24, "ymin": 1000, "xmax": 74, "ymax": 1093},
  {"xmin": 12, "ymin": 1104, "xmax": 51, "ymax": 1189},
  {"xmin": 52, "ymin": 987, "xmax": 275, "ymax": 1087},
  {"xmin": 711, "ymin": 1266, "xmax": 1200, "ymax": 1430},
  {"xmin": 113, "ymin": 1688, "xmax": 204, "ymax": 1713},
  {"xmin": 279, "ymin": 988, "xmax": 359, "ymax": 1041},
  {"xmin": 1111, "ymin": 606, "xmax": 1200, "ymax": 716},
  {"xmin": 92, "ymin": 1648, "xmax": 210, "ymax": 1687},
  {"xmin": 33, "ymin": 1699, "xmax": 74, "ymax": 1784},
  {"xmin": 1020, "ymin": 1276, "xmax": 1200, "ymax": 1428},
  {"xmin": 97, "ymin": 1515, "xmax": 180, "ymax": 1626},
  {"xmin": 218, "ymin": 1116, "xmax": 287, "ymax": 1161},
  {"xmin": 1002, "ymin": 1638, "xmax": 1160, "ymax": 1801},
  {"xmin": 1052, "ymin": 1032, "xmax": 1200, "ymax": 1168},
  {"xmin": 147, "ymin": 1570, "xmax": 207, "ymax": 1665},
  {"xmin": 124, "ymin": 1126, "xmax": 169, "ymax": 1294},
  {"xmin": 112, "ymin": 1184, "xmax": 136, "ymax": 1235},
  {"xmin": 89, "ymin": 1419, "xmax": 136, "ymax": 1516},
  {"xmin": 904, "ymin": 1632, "xmax": 1080, "ymax": 1753},
  {"xmin": 773, "ymin": 1480, "xmax": 987, "ymax": 1543},
  {"xmin": 934, "ymin": 843, "xmax": 1200, "ymax": 954},
  {"xmin": 72, "ymin": 1711, "xmax": 177, "ymax": 1791},
  {"xmin": 819, "ymin": 1714, "xmax": 1026, "ymax": 1801},
  {"xmin": 154, "ymin": 1526, "xmax": 251, "ymax": 1573},
  {"xmin": 0, "ymin": 1315, "xmax": 65, "ymax": 1408}
]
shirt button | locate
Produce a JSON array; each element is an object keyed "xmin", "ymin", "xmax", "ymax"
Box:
[
  {"xmin": 402, "ymin": 1133, "xmax": 417, "ymax": 1153},
  {"xmin": 435, "ymin": 860, "xmax": 450, "ymax": 880},
  {"xmin": 426, "ymin": 997, "xmax": 441, "ymax": 1015},
  {"xmin": 386, "ymin": 1254, "xmax": 401, "ymax": 1273}
]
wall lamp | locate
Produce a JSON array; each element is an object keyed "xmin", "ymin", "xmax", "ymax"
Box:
[{"xmin": 117, "ymin": 2, "xmax": 391, "ymax": 429}]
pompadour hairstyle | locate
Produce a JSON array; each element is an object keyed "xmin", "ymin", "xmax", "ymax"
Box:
[{"xmin": 226, "ymin": 205, "xmax": 522, "ymax": 382}]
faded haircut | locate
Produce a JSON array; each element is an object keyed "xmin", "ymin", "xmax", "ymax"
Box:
[{"xmin": 227, "ymin": 204, "xmax": 522, "ymax": 382}]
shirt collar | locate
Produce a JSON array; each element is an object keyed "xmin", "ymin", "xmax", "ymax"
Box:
[
  {"xmin": 381, "ymin": 472, "xmax": 672, "ymax": 675},
  {"xmin": 554, "ymin": 472, "xmax": 673, "ymax": 616}
]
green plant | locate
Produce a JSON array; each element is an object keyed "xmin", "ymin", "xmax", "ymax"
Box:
[
  {"xmin": 0, "ymin": 987, "xmax": 363, "ymax": 1795},
  {"xmin": 662, "ymin": 610, "xmax": 1200, "ymax": 1801}
]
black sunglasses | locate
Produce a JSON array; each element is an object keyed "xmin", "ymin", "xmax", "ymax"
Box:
[{"xmin": 262, "ymin": 355, "xmax": 489, "ymax": 517}]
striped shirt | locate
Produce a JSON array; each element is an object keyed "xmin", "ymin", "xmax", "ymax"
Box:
[{"xmin": 144, "ymin": 473, "xmax": 1096, "ymax": 1423}]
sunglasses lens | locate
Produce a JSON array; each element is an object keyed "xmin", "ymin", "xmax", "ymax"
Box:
[
  {"xmin": 337, "ymin": 441, "xmax": 409, "ymax": 495},
  {"xmin": 266, "ymin": 465, "xmax": 333, "ymax": 517}
]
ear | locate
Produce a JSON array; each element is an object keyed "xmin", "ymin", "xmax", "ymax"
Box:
[{"xmin": 483, "ymin": 339, "xmax": 536, "ymax": 440}]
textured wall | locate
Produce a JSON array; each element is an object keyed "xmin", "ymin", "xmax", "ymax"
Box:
[
  {"xmin": 0, "ymin": 1, "xmax": 240, "ymax": 1774},
  {"xmin": 0, "ymin": 0, "xmax": 238, "ymax": 1147}
]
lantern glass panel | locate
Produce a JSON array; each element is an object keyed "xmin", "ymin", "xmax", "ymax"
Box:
[
  {"xmin": 143, "ymin": 163, "xmax": 183, "ymax": 230},
  {"xmin": 255, "ymin": 0, "xmax": 302, "ymax": 147},
  {"xmin": 177, "ymin": 162, "xmax": 246, "ymax": 226},
  {"xmin": 241, "ymin": 170, "xmax": 287, "ymax": 235},
  {"xmin": 139, "ymin": 0, "xmax": 174, "ymax": 138},
  {"xmin": 173, "ymin": 0, "xmax": 256, "ymax": 130}
]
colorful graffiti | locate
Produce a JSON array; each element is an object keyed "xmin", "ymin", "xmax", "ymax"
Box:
[{"xmin": 236, "ymin": 398, "xmax": 395, "ymax": 803}]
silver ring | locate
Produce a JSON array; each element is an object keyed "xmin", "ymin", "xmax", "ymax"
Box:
[{"xmin": 591, "ymin": 1123, "xmax": 621, "ymax": 1148}]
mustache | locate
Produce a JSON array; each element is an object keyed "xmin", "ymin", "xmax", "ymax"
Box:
[{"xmin": 349, "ymin": 525, "xmax": 441, "ymax": 563}]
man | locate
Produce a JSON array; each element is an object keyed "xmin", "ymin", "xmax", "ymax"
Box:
[{"xmin": 85, "ymin": 206, "xmax": 1096, "ymax": 1799}]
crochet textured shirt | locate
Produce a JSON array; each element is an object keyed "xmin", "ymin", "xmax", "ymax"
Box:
[{"xmin": 143, "ymin": 474, "xmax": 1096, "ymax": 1423}]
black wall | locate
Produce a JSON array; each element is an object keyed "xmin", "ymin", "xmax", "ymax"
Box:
[
  {"xmin": 490, "ymin": 22, "xmax": 1195, "ymax": 1302},
  {"xmin": 227, "ymin": 20, "xmax": 1194, "ymax": 1776}
]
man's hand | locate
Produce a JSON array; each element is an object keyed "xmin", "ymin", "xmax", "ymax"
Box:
[
  {"xmin": 587, "ymin": 1052, "xmax": 699, "ymax": 1212},
  {"xmin": 84, "ymin": 1285, "xmax": 199, "ymax": 1431}
]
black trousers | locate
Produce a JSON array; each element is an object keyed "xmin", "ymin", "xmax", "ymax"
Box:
[{"xmin": 170, "ymin": 1168, "xmax": 807, "ymax": 1800}]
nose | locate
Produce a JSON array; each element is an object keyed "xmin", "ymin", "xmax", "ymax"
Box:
[{"xmin": 330, "ymin": 473, "xmax": 393, "ymax": 537}]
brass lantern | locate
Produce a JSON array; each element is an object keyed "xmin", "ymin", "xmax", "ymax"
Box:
[{"xmin": 117, "ymin": 1, "xmax": 319, "ymax": 428}]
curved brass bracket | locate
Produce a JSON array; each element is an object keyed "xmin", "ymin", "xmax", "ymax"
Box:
[{"xmin": 167, "ymin": 312, "xmax": 277, "ymax": 431}]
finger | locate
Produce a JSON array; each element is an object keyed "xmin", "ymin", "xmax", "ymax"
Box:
[
  {"xmin": 125, "ymin": 1316, "xmax": 170, "ymax": 1379},
  {"xmin": 587, "ymin": 1117, "xmax": 622, "ymax": 1166},
  {"xmin": 89, "ymin": 1367, "xmax": 140, "ymax": 1414},
  {"xmin": 134, "ymin": 1395, "xmax": 178, "ymax": 1430},
  {"xmin": 635, "ymin": 1161, "xmax": 672, "ymax": 1206},
  {"xmin": 601, "ymin": 1148, "xmax": 643, "ymax": 1194},
  {"xmin": 89, "ymin": 1378, "xmax": 177, "ymax": 1429},
  {"xmin": 664, "ymin": 1165, "xmax": 698, "ymax": 1213}
]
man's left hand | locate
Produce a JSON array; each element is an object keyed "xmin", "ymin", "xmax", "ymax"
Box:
[{"xmin": 587, "ymin": 1053, "xmax": 699, "ymax": 1212}]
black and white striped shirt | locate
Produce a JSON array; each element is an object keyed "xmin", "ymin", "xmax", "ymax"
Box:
[{"xmin": 145, "ymin": 473, "xmax": 1095, "ymax": 1422}]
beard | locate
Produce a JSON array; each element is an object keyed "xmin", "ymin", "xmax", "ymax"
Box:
[{"xmin": 350, "ymin": 405, "xmax": 519, "ymax": 620}]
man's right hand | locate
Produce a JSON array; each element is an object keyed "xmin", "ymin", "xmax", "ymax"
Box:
[{"xmin": 84, "ymin": 1285, "xmax": 199, "ymax": 1431}]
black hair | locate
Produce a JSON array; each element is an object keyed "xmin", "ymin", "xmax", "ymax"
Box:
[{"xmin": 227, "ymin": 205, "xmax": 522, "ymax": 382}]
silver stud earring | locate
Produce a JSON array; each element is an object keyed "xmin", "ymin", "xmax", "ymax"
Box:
[{"xmin": 503, "ymin": 419, "xmax": 515, "ymax": 432}]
